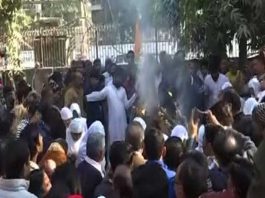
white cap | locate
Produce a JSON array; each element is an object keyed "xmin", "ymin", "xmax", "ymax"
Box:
[
  {"xmin": 221, "ymin": 82, "xmax": 233, "ymax": 91},
  {"xmin": 133, "ymin": 117, "xmax": 147, "ymax": 130},
  {"xmin": 70, "ymin": 103, "xmax": 81, "ymax": 117},
  {"xmin": 163, "ymin": 134, "xmax": 168, "ymax": 141},
  {"xmin": 171, "ymin": 125, "xmax": 188, "ymax": 142},
  {"xmin": 243, "ymin": 97, "xmax": 258, "ymax": 115},
  {"xmin": 60, "ymin": 107, "xmax": 73, "ymax": 121},
  {"xmin": 69, "ymin": 118, "xmax": 83, "ymax": 134},
  {"xmin": 88, "ymin": 121, "xmax": 105, "ymax": 136}
]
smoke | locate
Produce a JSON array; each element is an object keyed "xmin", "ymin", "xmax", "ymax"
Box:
[{"xmin": 136, "ymin": 54, "xmax": 161, "ymax": 114}]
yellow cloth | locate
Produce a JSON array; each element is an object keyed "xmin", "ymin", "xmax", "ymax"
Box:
[{"xmin": 226, "ymin": 70, "xmax": 244, "ymax": 92}]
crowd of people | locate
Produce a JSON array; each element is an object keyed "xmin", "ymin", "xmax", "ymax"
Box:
[{"xmin": 0, "ymin": 49, "xmax": 265, "ymax": 198}]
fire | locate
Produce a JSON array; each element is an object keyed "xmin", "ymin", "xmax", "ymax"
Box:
[{"xmin": 141, "ymin": 108, "xmax": 146, "ymax": 115}]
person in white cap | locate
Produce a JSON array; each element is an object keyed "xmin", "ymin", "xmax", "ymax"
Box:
[
  {"xmin": 70, "ymin": 103, "xmax": 88, "ymax": 134},
  {"xmin": 66, "ymin": 118, "xmax": 85, "ymax": 159},
  {"xmin": 243, "ymin": 97, "xmax": 258, "ymax": 115},
  {"xmin": 171, "ymin": 125, "xmax": 188, "ymax": 142},
  {"xmin": 133, "ymin": 117, "xmax": 147, "ymax": 130},
  {"xmin": 77, "ymin": 120, "xmax": 105, "ymax": 166},
  {"xmin": 60, "ymin": 107, "xmax": 73, "ymax": 128}
]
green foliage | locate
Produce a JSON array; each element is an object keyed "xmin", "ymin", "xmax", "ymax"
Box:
[
  {"xmin": 6, "ymin": 9, "xmax": 32, "ymax": 69},
  {"xmin": 1, "ymin": 0, "xmax": 32, "ymax": 70},
  {"xmin": 41, "ymin": 0, "xmax": 81, "ymax": 25},
  {"xmin": 153, "ymin": 0, "xmax": 265, "ymax": 63},
  {"xmin": 0, "ymin": 0, "xmax": 22, "ymax": 27}
]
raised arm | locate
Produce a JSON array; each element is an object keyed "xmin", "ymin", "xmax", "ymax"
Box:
[{"xmin": 86, "ymin": 87, "xmax": 108, "ymax": 102}]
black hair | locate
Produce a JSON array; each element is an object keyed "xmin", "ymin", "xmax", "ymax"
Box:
[
  {"xmin": 16, "ymin": 80, "xmax": 32, "ymax": 104},
  {"xmin": 208, "ymin": 54, "xmax": 221, "ymax": 73},
  {"xmin": 229, "ymin": 158, "xmax": 254, "ymax": 198},
  {"xmin": 127, "ymin": 50, "xmax": 135, "ymax": 55},
  {"xmin": 50, "ymin": 162, "xmax": 81, "ymax": 195},
  {"xmin": 163, "ymin": 137, "xmax": 184, "ymax": 171},
  {"xmin": 23, "ymin": 91, "xmax": 41, "ymax": 108},
  {"xmin": 46, "ymin": 182, "xmax": 69, "ymax": 198},
  {"xmin": 182, "ymin": 151, "xmax": 208, "ymax": 170},
  {"xmin": 210, "ymin": 101, "xmax": 234, "ymax": 126},
  {"xmin": 0, "ymin": 109, "xmax": 14, "ymax": 138},
  {"xmin": 28, "ymin": 102, "xmax": 42, "ymax": 118},
  {"xmin": 113, "ymin": 67, "xmax": 126, "ymax": 79},
  {"xmin": 222, "ymin": 89, "xmax": 241, "ymax": 114},
  {"xmin": 3, "ymin": 86, "xmax": 14, "ymax": 97},
  {"xmin": 178, "ymin": 157, "xmax": 208, "ymax": 198},
  {"xmin": 204, "ymin": 124, "xmax": 224, "ymax": 144},
  {"xmin": 29, "ymin": 169, "xmax": 45, "ymax": 197},
  {"xmin": 48, "ymin": 72, "xmax": 63, "ymax": 85},
  {"xmin": 109, "ymin": 141, "xmax": 134, "ymax": 172},
  {"xmin": 20, "ymin": 123, "xmax": 42, "ymax": 160},
  {"xmin": 93, "ymin": 58, "xmax": 101, "ymax": 66},
  {"xmin": 125, "ymin": 121, "xmax": 144, "ymax": 151},
  {"xmin": 144, "ymin": 128, "xmax": 164, "ymax": 161},
  {"xmin": 0, "ymin": 138, "xmax": 8, "ymax": 176},
  {"xmin": 132, "ymin": 163, "xmax": 168, "ymax": 198},
  {"xmin": 212, "ymin": 129, "xmax": 241, "ymax": 167},
  {"xmin": 4, "ymin": 139, "xmax": 30, "ymax": 179},
  {"xmin": 113, "ymin": 165, "xmax": 133, "ymax": 198}
]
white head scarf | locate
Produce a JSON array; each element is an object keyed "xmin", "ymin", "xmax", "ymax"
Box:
[
  {"xmin": 66, "ymin": 118, "xmax": 84, "ymax": 156},
  {"xmin": 171, "ymin": 125, "xmax": 188, "ymax": 142},
  {"xmin": 243, "ymin": 97, "xmax": 258, "ymax": 115},
  {"xmin": 88, "ymin": 121, "xmax": 105, "ymax": 136},
  {"xmin": 77, "ymin": 121, "xmax": 105, "ymax": 166},
  {"xmin": 60, "ymin": 107, "xmax": 73, "ymax": 121},
  {"xmin": 133, "ymin": 117, "xmax": 147, "ymax": 130},
  {"xmin": 70, "ymin": 103, "xmax": 81, "ymax": 117}
]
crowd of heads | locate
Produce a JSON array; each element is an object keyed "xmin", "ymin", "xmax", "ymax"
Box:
[{"xmin": 0, "ymin": 50, "xmax": 265, "ymax": 198}]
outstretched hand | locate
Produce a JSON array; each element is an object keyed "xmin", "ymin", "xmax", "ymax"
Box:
[
  {"xmin": 206, "ymin": 110, "xmax": 222, "ymax": 126},
  {"xmin": 188, "ymin": 109, "xmax": 200, "ymax": 139}
]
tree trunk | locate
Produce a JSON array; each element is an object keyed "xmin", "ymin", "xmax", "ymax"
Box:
[{"xmin": 239, "ymin": 36, "xmax": 247, "ymax": 69}]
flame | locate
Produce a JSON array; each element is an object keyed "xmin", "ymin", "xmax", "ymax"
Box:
[
  {"xmin": 168, "ymin": 91, "xmax": 173, "ymax": 97},
  {"xmin": 141, "ymin": 108, "xmax": 146, "ymax": 115}
]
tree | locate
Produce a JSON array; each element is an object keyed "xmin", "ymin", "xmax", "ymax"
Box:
[
  {"xmin": 1, "ymin": 0, "xmax": 31, "ymax": 69},
  {"xmin": 154, "ymin": 0, "xmax": 265, "ymax": 66}
]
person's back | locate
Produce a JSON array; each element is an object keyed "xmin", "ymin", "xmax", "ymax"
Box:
[
  {"xmin": 0, "ymin": 139, "xmax": 37, "ymax": 198},
  {"xmin": 94, "ymin": 141, "xmax": 134, "ymax": 198},
  {"xmin": 132, "ymin": 163, "xmax": 168, "ymax": 198},
  {"xmin": 248, "ymin": 104, "xmax": 265, "ymax": 198},
  {"xmin": 77, "ymin": 133, "xmax": 105, "ymax": 198},
  {"xmin": 125, "ymin": 121, "xmax": 146, "ymax": 169},
  {"xmin": 144, "ymin": 128, "xmax": 175, "ymax": 179}
]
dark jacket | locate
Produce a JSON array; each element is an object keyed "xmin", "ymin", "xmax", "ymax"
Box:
[
  {"xmin": 247, "ymin": 140, "xmax": 265, "ymax": 198},
  {"xmin": 78, "ymin": 161, "xmax": 103, "ymax": 198},
  {"xmin": 84, "ymin": 76, "xmax": 105, "ymax": 127},
  {"xmin": 94, "ymin": 173, "xmax": 117, "ymax": 198}
]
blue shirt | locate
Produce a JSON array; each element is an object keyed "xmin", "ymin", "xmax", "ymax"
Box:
[{"xmin": 147, "ymin": 160, "xmax": 176, "ymax": 198}]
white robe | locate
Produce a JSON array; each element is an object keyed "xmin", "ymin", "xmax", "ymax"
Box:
[{"xmin": 86, "ymin": 83, "xmax": 136, "ymax": 145}]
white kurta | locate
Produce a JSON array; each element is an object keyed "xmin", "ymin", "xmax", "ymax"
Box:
[{"xmin": 86, "ymin": 83, "xmax": 136, "ymax": 145}]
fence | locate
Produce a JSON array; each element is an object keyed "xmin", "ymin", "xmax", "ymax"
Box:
[
  {"xmin": 1, "ymin": 24, "xmax": 249, "ymax": 69},
  {"xmin": 0, "ymin": 24, "xmax": 178, "ymax": 69}
]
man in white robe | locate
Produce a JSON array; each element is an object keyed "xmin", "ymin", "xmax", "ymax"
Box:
[{"xmin": 86, "ymin": 68, "xmax": 136, "ymax": 146}]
